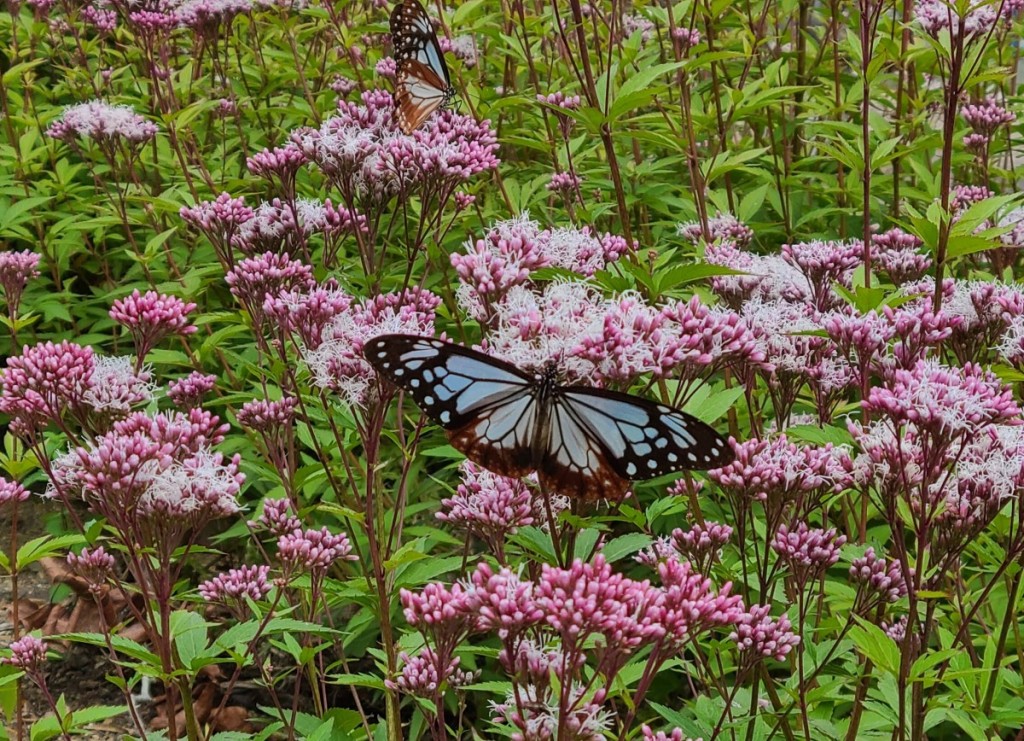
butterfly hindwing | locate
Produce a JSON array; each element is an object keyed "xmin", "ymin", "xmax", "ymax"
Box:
[
  {"xmin": 390, "ymin": 0, "xmax": 453, "ymax": 134},
  {"xmin": 539, "ymin": 396, "xmax": 632, "ymax": 501},
  {"xmin": 555, "ymin": 387, "xmax": 734, "ymax": 479},
  {"xmin": 395, "ymin": 60, "xmax": 448, "ymax": 134}
]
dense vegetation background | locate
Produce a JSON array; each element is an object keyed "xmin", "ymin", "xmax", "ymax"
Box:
[{"xmin": 2, "ymin": 0, "xmax": 1024, "ymax": 739}]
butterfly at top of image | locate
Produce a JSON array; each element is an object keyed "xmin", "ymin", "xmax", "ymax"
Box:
[
  {"xmin": 364, "ymin": 334, "xmax": 736, "ymax": 501},
  {"xmin": 390, "ymin": 0, "xmax": 458, "ymax": 134}
]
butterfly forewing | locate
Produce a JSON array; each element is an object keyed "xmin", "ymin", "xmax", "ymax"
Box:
[
  {"xmin": 390, "ymin": 0, "xmax": 453, "ymax": 134},
  {"xmin": 364, "ymin": 335, "xmax": 540, "ymax": 478},
  {"xmin": 556, "ymin": 387, "xmax": 734, "ymax": 480}
]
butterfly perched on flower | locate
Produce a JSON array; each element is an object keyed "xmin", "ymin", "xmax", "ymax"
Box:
[
  {"xmin": 365, "ymin": 334, "xmax": 736, "ymax": 501},
  {"xmin": 390, "ymin": 0, "xmax": 457, "ymax": 134}
]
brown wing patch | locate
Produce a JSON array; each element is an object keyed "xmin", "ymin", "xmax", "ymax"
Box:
[
  {"xmin": 395, "ymin": 60, "xmax": 446, "ymax": 134},
  {"xmin": 447, "ymin": 421, "xmax": 536, "ymax": 480},
  {"xmin": 537, "ymin": 452, "xmax": 630, "ymax": 502}
]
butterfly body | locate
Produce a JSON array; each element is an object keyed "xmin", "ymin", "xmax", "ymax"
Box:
[
  {"xmin": 390, "ymin": 0, "xmax": 457, "ymax": 134},
  {"xmin": 365, "ymin": 335, "xmax": 736, "ymax": 501}
]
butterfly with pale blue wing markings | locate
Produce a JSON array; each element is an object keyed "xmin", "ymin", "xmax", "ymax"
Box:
[
  {"xmin": 364, "ymin": 334, "xmax": 736, "ymax": 501},
  {"xmin": 390, "ymin": 0, "xmax": 457, "ymax": 134}
]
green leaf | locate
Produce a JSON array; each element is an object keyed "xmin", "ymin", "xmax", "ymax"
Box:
[
  {"xmin": 394, "ymin": 556, "xmax": 464, "ymax": 589},
  {"xmin": 599, "ymin": 533, "xmax": 653, "ymax": 563},
  {"xmin": 609, "ymin": 62, "xmax": 685, "ymax": 121},
  {"xmin": 305, "ymin": 719, "xmax": 336, "ymax": 741},
  {"xmin": 849, "ymin": 616, "xmax": 900, "ymax": 675},
  {"xmin": 64, "ymin": 705, "xmax": 127, "ymax": 726},
  {"xmin": 686, "ymin": 386, "xmax": 743, "ymax": 422},
  {"xmin": 945, "ymin": 234, "xmax": 995, "ymax": 260},
  {"xmin": 572, "ymin": 528, "xmax": 601, "ymax": 560},
  {"xmin": 16, "ymin": 534, "xmax": 85, "ymax": 570},
  {"xmin": 213, "ymin": 620, "xmax": 263, "ymax": 652},
  {"xmin": 654, "ymin": 262, "xmax": 748, "ymax": 295},
  {"xmin": 924, "ymin": 707, "xmax": 988, "ymax": 741},
  {"xmin": 783, "ymin": 424, "xmax": 854, "ymax": 447},
  {"xmin": 56, "ymin": 633, "xmax": 160, "ymax": 665},
  {"xmin": 511, "ymin": 526, "xmax": 558, "ymax": 563},
  {"xmin": 384, "ymin": 541, "xmax": 429, "ymax": 571},
  {"xmin": 330, "ymin": 672, "xmax": 387, "ymax": 689},
  {"xmin": 170, "ymin": 610, "xmax": 209, "ymax": 670}
]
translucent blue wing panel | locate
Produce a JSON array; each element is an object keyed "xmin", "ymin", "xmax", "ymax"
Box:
[{"xmin": 557, "ymin": 387, "xmax": 733, "ymax": 479}]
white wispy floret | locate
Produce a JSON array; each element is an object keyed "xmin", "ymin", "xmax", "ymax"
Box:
[{"xmin": 83, "ymin": 356, "xmax": 155, "ymax": 413}]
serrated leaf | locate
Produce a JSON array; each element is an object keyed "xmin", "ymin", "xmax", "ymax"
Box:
[{"xmin": 849, "ymin": 616, "xmax": 900, "ymax": 675}]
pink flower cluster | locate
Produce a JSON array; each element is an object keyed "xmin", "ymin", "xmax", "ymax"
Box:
[
  {"xmin": 246, "ymin": 144, "xmax": 308, "ymax": 192},
  {"xmin": 47, "ymin": 100, "xmax": 158, "ymax": 143},
  {"xmin": 710, "ymin": 436, "xmax": 853, "ymax": 516},
  {"xmin": 451, "ymin": 215, "xmax": 630, "ymax": 322},
  {"xmin": 671, "ymin": 520, "xmax": 732, "ymax": 573},
  {"xmin": 278, "ymin": 526, "xmax": 356, "ymax": 573},
  {"xmin": 0, "ymin": 341, "xmax": 95, "ymax": 432},
  {"xmin": 705, "ymin": 241, "xmax": 810, "ymax": 307},
  {"xmin": 167, "ymin": 372, "xmax": 217, "ymax": 409},
  {"xmin": 180, "ymin": 192, "xmax": 254, "ymax": 264},
  {"xmin": 262, "ymin": 280, "xmax": 352, "ymax": 348},
  {"xmin": 0, "ymin": 478, "xmax": 29, "ymax": 507},
  {"xmin": 199, "ymin": 564, "xmax": 272, "ymax": 606},
  {"xmin": 0, "ymin": 249, "xmax": 41, "ymax": 316},
  {"xmin": 110, "ymin": 290, "xmax": 198, "ymax": 361},
  {"xmin": 387, "ymin": 648, "xmax": 460, "ymax": 697},
  {"xmin": 915, "ymin": 0, "xmax": 1001, "ymax": 39},
  {"xmin": 438, "ymin": 35, "xmax": 478, "ymax": 67},
  {"xmin": 729, "ymin": 604, "xmax": 800, "ymax": 661},
  {"xmin": 871, "ymin": 228, "xmax": 931, "ymax": 285},
  {"xmin": 781, "ymin": 239, "xmax": 862, "ymax": 311},
  {"xmin": 301, "ymin": 286, "xmax": 441, "ymax": 405},
  {"xmin": 230, "ymin": 198, "xmax": 366, "ymax": 257},
  {"xmin": 0, "ymin": 340, "xmax": 164, "ymax": 436},
  {"xmin": 547, "ymin": 170, "xmax": 582, "ymax": 193},
  {"xmin": 537, "ymin": 92, "xmax": 581, "ymax": 138},
  {"xmin": 642, "ymin": 725, "xmax": 701, "ymax": 741},
  {"xmin": 677, "ymin": 212, "xmax": 754, "ymax": 247},
  {"xmin": 437, "ymin": 462, "xmax": 535, "ymax": 558},
  {"xmin": 237, "ymin": 397, "xmax": 297, "ymax": 433},
  {"xmin": 771, "ymin": 521, "xmax": 847, "ymax": 583},
  {"xmin": 82, "ymin": 356, "xmax": 155, "ymax": 418},
  {"xmin": 67, "ymin": 546, "xmax": 116, "ymax": 588},
  {"xmin": 852, "ymin": 363, "xmax": 1024, "ymax": 555},
  {"xmin": 3, "ymin": 635, "xmax": 48, "ymax": 671},
  {"xmin": 849, "ymin": 547, "xmax": 909, "ymax": 604},
  {"xmin": 291, "ymin": 89, "xmax": 499, "ymax": 204},
  {"xmin": 864, "ymin": 359, "xmax": 1019, "ymax": 436},
  {"xmin": 395, "ymin": 555, "xmax": 771, "ymax": 736},
  {"xmin": 455, "ymin": 250, "xmax": 763, "ymax": 387},
  {"xmin": 962, "ymin": 98, "xmax": 1015, "ymax": 142},
  {"xmin": 54, "ymin": 409, "xmax": 240, "ymax": 536}
]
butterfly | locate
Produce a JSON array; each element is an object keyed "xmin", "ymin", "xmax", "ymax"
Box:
[
  {"xmin": 364, "ymin": 334, "xmax": 736, "ymax": 501},
  {"xmin": 390, "ymin": 0, "xmax": 457, "ymax": 134}
]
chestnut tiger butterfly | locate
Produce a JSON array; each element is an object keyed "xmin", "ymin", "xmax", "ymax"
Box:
[
  {"xmin": 390, "ymin": 0, "xmax": 457, "ymax": 134},
  {"xmin": 364, "ymin": 334, "xmax": 736, "ymax": 501}
]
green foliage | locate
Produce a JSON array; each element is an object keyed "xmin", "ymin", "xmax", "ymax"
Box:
[{"xmin": 0, "ymin": 0, "xmax": 1023, "ymax": 738}]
